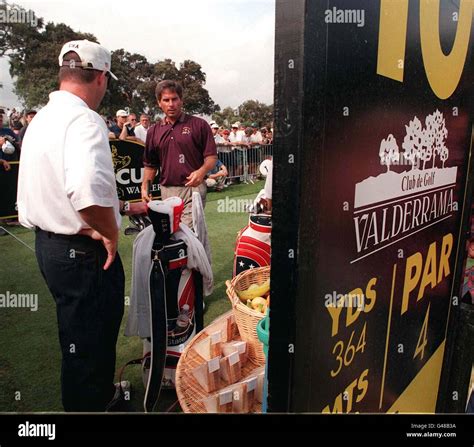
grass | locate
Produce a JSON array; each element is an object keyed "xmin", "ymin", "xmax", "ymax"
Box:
[{"xmin": 0, "ymin": 180, "xmax": 264, "ymax": 412}]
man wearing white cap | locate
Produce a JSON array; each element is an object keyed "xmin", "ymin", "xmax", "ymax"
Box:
[
  {"xmin": 109, "ymin": 109, "xmax": 138, "ymax": 141},
  {"xmin": 211, "ymin": 122, "xmax": 225, "ymax": 144},
  {"xmin": 17, "ymin": 40, "xmax": 147, "ymax": 412}
]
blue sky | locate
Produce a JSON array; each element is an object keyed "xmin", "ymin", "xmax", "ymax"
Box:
[{"xmin": 0, "ymin": 0, "xmax": 275, "ymax": 110}]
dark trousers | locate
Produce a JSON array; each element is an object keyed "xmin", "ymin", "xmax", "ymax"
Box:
[{"xmin": 35, "ymin": 229, "xmax": 125, "ymax": 412}]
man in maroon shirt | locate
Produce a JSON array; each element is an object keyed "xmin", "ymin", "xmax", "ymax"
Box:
[{"xmin": 141, "ymin": 80, "xmax": 218, "ymax": 228}]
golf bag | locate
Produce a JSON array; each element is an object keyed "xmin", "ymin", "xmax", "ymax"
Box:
[
  {"xmin": 125, "ymin": 198, "xmax": 204, "ymax": 412},
  {"xmin": 233, "ymin": 213, "xmax": 272, "ymax": 277}
]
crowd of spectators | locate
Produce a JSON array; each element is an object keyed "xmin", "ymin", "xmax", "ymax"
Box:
[
  {"xmin": 102, "ymin": 110, "xmax": 273, "ymax": 190},
  {"xmin": 1, "ymin": 106, "xmax": 273, "ymax": 193},
  {"xmin": 102, "ymin": 109, "xmax": 273, "ymax": 146},
  {"xmin": 0, "ymin": 107, "xmax": 38, "ymax": 164}
]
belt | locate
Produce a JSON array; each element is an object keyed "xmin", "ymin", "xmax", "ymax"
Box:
[{"xmin": 35, "ymin": 227, "xmax": 92, "ymax": 242}]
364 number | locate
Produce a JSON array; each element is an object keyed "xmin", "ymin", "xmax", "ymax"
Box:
[{"xmin": 331, "ymin": 322, "xmax": 367, "ymax": 378}]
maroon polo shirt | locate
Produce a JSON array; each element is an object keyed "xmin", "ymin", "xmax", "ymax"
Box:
[{"xmin": 143, "ymin": 113, "xmax": 217, "ymax": 186}]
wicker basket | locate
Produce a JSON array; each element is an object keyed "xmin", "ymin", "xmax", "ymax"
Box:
[
  {"xmin": 226, "ymin": 267, "xmax": 270, "ymax": 365},
  {"xmin": 175, "ymin": 310, "xmax": 262, "ymax": 413}
]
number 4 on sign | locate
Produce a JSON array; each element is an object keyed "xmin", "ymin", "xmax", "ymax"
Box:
[{"xmin": 414, "ymin": 303, "xmax": 430, "ymax": 361}]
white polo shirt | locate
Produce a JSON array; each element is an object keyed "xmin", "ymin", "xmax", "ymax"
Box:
[
  {"xmin": 229, "ymin": 131, "xmax": 243, "ymax": 144},
  {"xmin": 17, "ymin": 90, "xmax": 121, "ymax": 235},
  {"xmin": 250, "ymin": 131, "xmax": 263, "ymax": 144},
  {"xmin": 134, "ymin": 124, "xmax": 148, "ymax": 143}
]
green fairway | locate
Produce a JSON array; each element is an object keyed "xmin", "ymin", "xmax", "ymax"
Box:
[{"xmin": 0, "ymin": 181, "xmax": 264, "ymax": 412}]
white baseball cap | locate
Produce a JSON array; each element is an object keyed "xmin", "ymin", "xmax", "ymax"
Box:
[
  {"xmin": 116, "ymin": 109, "xmax": 128, "ymax": 117},
  {"xmin": 211, "ymin": 123, "xmax": 219, "ymax": 129},
  {"xmin": 58, "ymin": 40, "xmax": 118, "ymax": 80}
]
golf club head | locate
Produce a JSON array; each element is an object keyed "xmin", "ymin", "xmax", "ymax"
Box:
[
  {"xmin": 129, "ymin": 214, "xmax": 143, "ymax": 229},
  {"xmin": 124, "ymin": 226, "xmax": 141, "ymax": 236},
  {"xmin": 124, "ymin": 214, "xmax": 152, "ymax": 236}
]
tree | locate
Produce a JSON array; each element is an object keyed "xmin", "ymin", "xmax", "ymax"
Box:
[
  {"xmin": 402, "ymin": 117, "xmax": 424, "ymax": 171},
  {"xmin": 0, "ymin": 3, "xmax": 98, "ymax": 106},
  {"xmin": 431, "ymin": 110, "xmax": 448, "ymax": 168},
  {"xmin": 134, "ymin": 59, "xmax": 219, "ymax": 117},
  {"xmin": 0, "ymin": 3, "xmax": 45, "ymax": 59},
  {"xmin": 237, "ymin": 100, "xmax": 273, "ymax": 127},
  {"xmin": 212, "ymin": 106, "xmax": 238, "ymax": 127},
  {"xmin": 1, "ymin": 4, "xmax": 219, "ymax": 117},
  {"xmin": 1, "ymin": 6, "xmax": 97, "ymax": 109},
  {"xmin": 101, "ymin": 49, "xmax": 154, "ymax": 115},
  {"xmin": 153, "ymin": 59, "xmax": 180, "ymax": 81},
  {"xmin": 379, "ymin": 134, "xmax": 399, "ymax": 172},
  {"xmin": 212, "ymin": 100, "xmax": 273, "ymax": 129},
  {"xmin": 136, "ymin": 59, "xmax": 180, "ymax": 117}
]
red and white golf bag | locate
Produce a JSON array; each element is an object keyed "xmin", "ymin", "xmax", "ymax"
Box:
[
  {"xmin": 125, "ymin": 197, "xmax": 205, "ymax": 412},
  {"xmin": 233, "ymin": 159, "xmax": 273, "ymax": 277},
  {"xmin": 233, "ymin": 213, "xmax": 272, "ymax": 276}
]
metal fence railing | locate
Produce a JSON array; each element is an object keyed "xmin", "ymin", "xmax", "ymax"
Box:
[{"xmin": 216, "ymin": 144, "xmax": 273, "ymax": 184}]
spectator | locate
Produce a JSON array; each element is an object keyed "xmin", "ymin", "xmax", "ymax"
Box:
[
  {"xmin": 105, "ymin": 115, "xmax": 114, "ymax": 128},
  {"xmin": 242, "ymin": 127, "xmax": 253, "ymax": 144},
  {"xmin": 229, "ymin": 123, "xmax": 243, "ymax": 144},
  {"xmin": 265, "ymin": 131, "xmax": 273, "ymax": 144},
  {"xmin": 229, "ymin": 124, "xmax": 247, "ymax": 179},
  {"xmin": 0, "ymin": 114, "xmax": 19, "ymax": 161},
  {"xmin": 8, "ymin": 108, "xmax": 21, "ymax": 127},
  {"xmin": 250, "ymin": 123, "xmax": 263, "ymax": 144},
  {"xmin": 134, "ymin": 113, "xmax": 151, "ymax": 143},
  {"xmin": 243, "ymin": 127, "xmax": 258, "ymax": 177},
  {"xmin": 211, "ymin": 123, "xmax": 225, "ymax": 144},
  {"xmin": 206, "ymin": 159, "xmax": 228, "ymax": 192},
  {"xmin": 128, "ymin": 113, "xmax": 138, "ymax": 127},
  {"xmin": 12, "ymin": 121, "xmax": 23, "ymax": 137},
  {"xmin": 214, "ymin": 125, "xmax": 232, "ymax": 176},
  {"xmin": 18, "ymin": 110, "xmax": 37, "ymax": 146},
  {"xmin": 108, "ymin": 109, "xmax": 138, "ymax": 141},
  {"xmin": 222, "ymin": 129, "xmax": 231, "ymax": 142},
  {"xmin": 0, "ymin": 156, "xmax": 11, "ymax": 236}
]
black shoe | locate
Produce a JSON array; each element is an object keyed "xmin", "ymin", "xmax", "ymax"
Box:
[{"xmin": 0, "ymin": 227, "xmax": 7, "ymax": 237}]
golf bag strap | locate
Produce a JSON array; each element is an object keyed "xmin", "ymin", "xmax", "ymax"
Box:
[{"xmin": 144, "ymin": 256, "xmax": 168, "ymax": 412}]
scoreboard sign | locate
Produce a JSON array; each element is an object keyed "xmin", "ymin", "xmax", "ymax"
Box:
[{"xmin": 269, "ymin": 0, "xmax": 474, "ymax": 412}]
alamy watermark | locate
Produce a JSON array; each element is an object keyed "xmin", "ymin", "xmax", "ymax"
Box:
[
  {"xmin": 325, "ymin": 7, "xmax": 365, "ymax": 28},
  {"xmin": 325, "ymin": 291, "xmax": 365, "ymax": 310},
  {"xmin": 0, "ymin": 0, "xmax": 38, "ymax": 27},
  {"xmin": 217, "ymin": 196, "xmax": 254, "ymax": 214},
  {"xmin": 18, "ymin": 422, "xmax": 55, "ymax": 441},
  {"xmin": 0, "ymin": 291, "xmax": 38, "ymax": 312}
]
